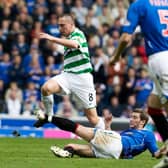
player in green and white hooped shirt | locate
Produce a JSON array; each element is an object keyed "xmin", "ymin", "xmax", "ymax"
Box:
[
  {"xmin": 33, "ymin": 14, "xmax": 105, "ymax": 130},
  {"xmin": 64, "ymin": 28, "xmax": 93, "ymax": 74}
]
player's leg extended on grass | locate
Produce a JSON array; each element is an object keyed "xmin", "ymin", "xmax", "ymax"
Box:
[
  {"xmin": 51, "ymin": 116, "xmax": 96, "ymax": 157},
  {"xmin": 50, "ymin": 122, "xmax": 95, "ymax": 158},
  {"xmin": 64, "ymin": 143, "xmax": 94, "ymax": 157},
  {"xmin": 51, "ymin": 116, "xmax": 95, "ymax": 141},
  {"xmin": 148, "ymin": 94, "xmax": 168, "ymax": 141}
]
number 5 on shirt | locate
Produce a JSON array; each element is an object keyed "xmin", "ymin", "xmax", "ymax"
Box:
[{"xmin": 158, "ymin": 10, "xmax": 168, "ymax": 37}]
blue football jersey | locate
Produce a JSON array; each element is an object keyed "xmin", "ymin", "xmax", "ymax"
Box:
[
  {"xmin": 121, "ymin": 128, "xmax": 158, "ymax": 158},
  {"xmin": 122, "ymin": 0, "xmax": 168, "ymax": 56}
]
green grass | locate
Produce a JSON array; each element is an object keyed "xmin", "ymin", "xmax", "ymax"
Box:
[{"xmin": 0, "ymin": 138, "xmax": 163, "ymax": 168}]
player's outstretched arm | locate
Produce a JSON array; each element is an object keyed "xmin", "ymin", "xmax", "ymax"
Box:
[
  {"xmin": 154, "ymin": 144, "xmax": 168, "ymax": 159},
  {"xmin": 109, "ymin": 33, "xmax": 132, "ymax": 65},
  {"xmin": 37, "ymin": 32, "xmax": 79, "ymax": 49}
]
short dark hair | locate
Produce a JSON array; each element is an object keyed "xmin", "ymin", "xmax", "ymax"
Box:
[
  {"xmin": 133, "ymin": 108, "xmax": 149, "ymax": 127},
  {"xmin": 58, "ymin": 14, "xmax": 75, "ymax": 24}
]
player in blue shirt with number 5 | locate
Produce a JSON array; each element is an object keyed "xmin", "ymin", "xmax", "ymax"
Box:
[{"xmin": 110, "ymin": 1, "xmax": 168, "ymax": 167}]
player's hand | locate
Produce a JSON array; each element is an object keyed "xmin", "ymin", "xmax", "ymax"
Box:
[
  {"xmin": 37, "ymin": 32, "xmax": 54, "ymax": 41},
  {"xmin": 155, "ymin": 142, "xmax": 168, "ymax": 158},
  {"xmin": 159, "ymin": 144, "xmax": 168, "ymax": 156},
  {"xmin": 104, "ymin": 112, "xmax": 113, "ymax": 130},
  {"xmin": 155, "ymin": 147, "xmax": 167, "ymax": 158}
]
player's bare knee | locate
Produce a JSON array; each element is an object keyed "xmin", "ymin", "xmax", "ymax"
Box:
[
  {"xmin": 88, "ymin": 117, "xmax": 99, "ymax": 126},
  {"xmin": 41, "ymin": 83, "xmax": 52, "ymax": 95},
  {"xmin": 147, "ymin": 95, "xmax": 153, "ymax": 107},
  {"xmin": 85, "ymin": 108, "xmax": 99, "ymax": 125},
  {"xmin": 148, "ymin": 94, "xmax": 162, "ymax": 108}
]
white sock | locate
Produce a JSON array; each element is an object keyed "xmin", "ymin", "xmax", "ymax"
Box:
[
  {"xmin": 42, "ymin": 95, "xmax": 54, "ymax": 116},
  {"xmin": 95, "ymin": 117, "xmax": 105, "ymax": 129},
  {"xmin": 48, "ymin": 115, "xmax": 53, "ymax": 122}
]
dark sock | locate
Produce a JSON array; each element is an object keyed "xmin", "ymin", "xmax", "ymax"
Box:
[
  {"xmin": 64, "ymin": 146, "xmax": 74, "ymax": 157},
  {"xmin": 148, "ymin": 107, "xmax": 168, "ymax": 141},
  {"xmin": 51, "ymin": 116, "xmax": 79, "ymax": 133}
]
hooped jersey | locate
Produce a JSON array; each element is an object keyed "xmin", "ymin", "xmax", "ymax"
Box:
[{"xmin": 64, "ymin": 28, "xmax": 93, "ymax": 74}]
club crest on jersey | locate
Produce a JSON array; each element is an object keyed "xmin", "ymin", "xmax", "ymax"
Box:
[{"xmin": 125, "ymin": 132, "xmax": 133, "ymax": 135}]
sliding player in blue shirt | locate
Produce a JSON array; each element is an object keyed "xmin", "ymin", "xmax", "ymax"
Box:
[
  {"xmin": 110, "ymin": 0, "xmax": 168, "ymax": 167},
  {"xmin": 34, "ymin": 108, "xmax": 166, "ymax": 159}
]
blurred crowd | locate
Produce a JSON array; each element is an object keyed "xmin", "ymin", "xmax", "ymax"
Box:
[{"xmin": 0, "ymin": 0, "xmax": 154, "ymax": 119}]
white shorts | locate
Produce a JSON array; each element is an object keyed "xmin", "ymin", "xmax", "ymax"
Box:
[
  {"xmin": 90, "ymin": 129, "xmax": 122, "ymax": 159},
  {"xmin": 148, "ymin": 51, "xmax": 168, "ymax": 97},
  {"xmin": 52, "ymin": 72, "xmax": 96, "ymax": 109}
]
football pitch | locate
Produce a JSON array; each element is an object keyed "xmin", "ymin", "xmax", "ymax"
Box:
[{"xmin": 0, "ymin": 138, "xmax": 162, "ymax": 168}]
